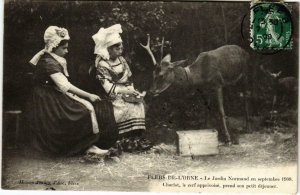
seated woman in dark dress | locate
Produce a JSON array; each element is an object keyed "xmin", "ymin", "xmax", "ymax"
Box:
[{"xmin": 28, "ymin": 26, "xmax": 110, "ymax": 156}]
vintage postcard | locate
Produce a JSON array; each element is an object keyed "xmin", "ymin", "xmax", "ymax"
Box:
[{"xmin": 1, "ymin": 0, "xmax": 299, "ymax": 194}]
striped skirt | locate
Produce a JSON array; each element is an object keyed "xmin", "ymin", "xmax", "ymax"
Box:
[{"xmin": 112, "ymin": 95, "xmax": 146, "ymax": 134}]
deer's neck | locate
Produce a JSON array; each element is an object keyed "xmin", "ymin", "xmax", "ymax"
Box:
[{"xmin": 173, "ymin": 66, "xmax": 193, "ymax": 86}]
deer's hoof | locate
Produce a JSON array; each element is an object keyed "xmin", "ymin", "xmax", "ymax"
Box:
[
  {"xmin": 218, "ymin": 141, "xmax": 232, "ymax": 146},
  {"xmin": 225, "ymin": 141, "xmax": 232, "ymax": 146}
]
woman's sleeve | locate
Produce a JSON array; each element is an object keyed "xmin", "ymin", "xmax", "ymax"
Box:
[
  {"xmin": 50, "ymin": 72, "xmax": 72, "ymax": 93},
  {"xmin": 96, "ymin": 61, "xmax": 128, "ymax": 96},
  {"xmin": 43, "ymin": 58, "xmax": 63, "ymax": 75},
  {"xmin": 121, "ymin": 56, "xmax": 132, "ymax": 77}
]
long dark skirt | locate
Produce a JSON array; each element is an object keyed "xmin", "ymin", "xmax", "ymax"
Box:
[
  {"xmin": 27, "ymin": 85, "xmax": 103, "ymax": 156},
  {"xmin": 93, "ymin": 100, "xmax": 118, "ymax": 149}
]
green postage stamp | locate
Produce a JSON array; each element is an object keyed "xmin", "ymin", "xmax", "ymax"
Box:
[{"xmin": 250, "ymin": 1, "xmax": 292, "ymax": 50}]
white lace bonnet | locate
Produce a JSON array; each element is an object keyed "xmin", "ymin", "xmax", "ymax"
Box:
[
  {"xmin": 29, "ymin": 26, "xmax": 70, "ymax": 65},
  {"xmin": 92, "ymin": 24, "xmax": 123, "ymax": 61}
]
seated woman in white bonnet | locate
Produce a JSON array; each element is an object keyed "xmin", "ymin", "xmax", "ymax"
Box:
[
  {"xmin": 28, "ymin": 26, "xmax": 111, "ymax": 156},
  {"xmin": 92, "ymin": 24, "xmax": 152, "ymax": 152}
]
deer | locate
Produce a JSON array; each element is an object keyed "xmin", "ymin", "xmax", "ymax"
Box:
[
  {"xmin": 140, "ymin": 34, "xmax": 250, "ymax": 145},
  {"xmin": 260, "ymin": 65, "xmax": 297, "ymax": 115}
]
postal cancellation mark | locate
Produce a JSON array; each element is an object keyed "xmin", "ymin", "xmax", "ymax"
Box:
[{"xmin": 250, "ymin": 2, "xmax": 292, "ymax": 50}]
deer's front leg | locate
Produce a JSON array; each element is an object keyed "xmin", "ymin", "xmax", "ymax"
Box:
[
  {"xmin": 216, "ymin": 87, "xmax": 232, "ymax": 145},
  {"xmin": 270, "ymin": 94, "xmax": 277, "ymax": 120},
  {"xmin": 204, "ymin": 96, "xmax": 210, "ymax": 128},
  {"xmin": 244, "ymin": 90, "xmax": 251, "ymax": 133}
]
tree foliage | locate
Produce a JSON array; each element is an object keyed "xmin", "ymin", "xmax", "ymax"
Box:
[{"xmin": 4, "ymin": 1, "xmax": 299, "ymax": 128}]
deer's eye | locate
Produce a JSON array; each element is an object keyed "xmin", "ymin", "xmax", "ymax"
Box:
[
  {"xmin": 155, "ymin": 67, "xmax": 161, "ymax": 74},
  {"xmin": 157, "ymin": 74, "xmax": 164, "ymax": 79}
]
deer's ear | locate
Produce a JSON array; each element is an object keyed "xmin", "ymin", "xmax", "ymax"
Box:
[
  {"xmin": 170, "ymin": 60, "xmax": 187, "ymax": 68},
  {"xmin": 161, "ymin": 54, "xmax": 171, "ymax": 63}
]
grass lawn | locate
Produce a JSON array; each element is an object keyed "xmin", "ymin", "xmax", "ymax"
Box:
[{"xmin": 1, "ymin": 125, "xmax": 297, "ymax": 192}]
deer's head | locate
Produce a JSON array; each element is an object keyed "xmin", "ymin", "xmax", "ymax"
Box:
[
  {"xmin": 140, "ymin": 34, "xmax": 186, "ymax": 96},
  {"xmin": 260, "ymin": 65, "xmax": 282, "ymax": 82}
]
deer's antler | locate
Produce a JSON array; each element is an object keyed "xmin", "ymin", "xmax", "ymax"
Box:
[
  {"xmin": 160, "ymin": 36, "xmax": 165, "ymax": 62},
  {"xmin": 140, "ymin": 34, "xmax": 157, "ymax": 66},
  {"xmin": 260, "ymin": 65, "xmax": 282, "ymax": 79}
]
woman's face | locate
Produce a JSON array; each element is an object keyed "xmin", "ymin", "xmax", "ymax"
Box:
[
  {"xmin": 53, "ymin": 42, "xmax": 69, "ymax": 57},
  {"xmin": 108, "ymin": 43, "xmax": 123, "ymax": 59}
]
